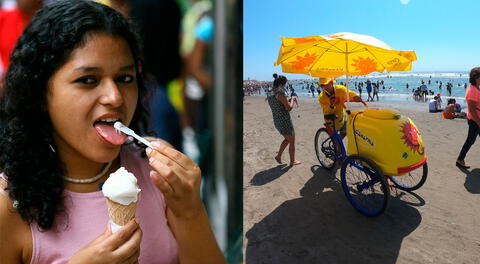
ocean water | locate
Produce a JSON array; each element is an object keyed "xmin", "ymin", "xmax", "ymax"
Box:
[{"xmin": 289, "ymin": 72, "xmax": 470, "ymax": 104}]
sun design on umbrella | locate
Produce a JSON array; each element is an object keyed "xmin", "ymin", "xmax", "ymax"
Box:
[
  {"xmin": 289, "ymin": 52, "xmax": 317, "ymax": 69},
  {"xmin": 351, "ymin": 57, "xmax": 378, "ymax": 75},
  {"xmin": 400, "ymin": 121, "xmax": 424, "ymax": 155}
]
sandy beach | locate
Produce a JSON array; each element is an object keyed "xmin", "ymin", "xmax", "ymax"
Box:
[{"xmin": 243, "ymin": 95, "xmax": 480, "ymax": 264}]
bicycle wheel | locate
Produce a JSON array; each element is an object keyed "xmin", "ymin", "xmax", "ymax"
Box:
[
  {"xmin": 341, "ymin": 155, "xmax": 390, "ymax": 216},
  {"xmin": 389, "ymin": 162, "xmax": 428, "ymax": 191},
  {"xmin": 314, "ymin": 128, "xmax": 337, "ymax": 169}
]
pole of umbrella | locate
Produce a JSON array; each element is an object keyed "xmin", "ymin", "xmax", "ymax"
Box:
[{"xmin": 345, "ymin": 41, "xmax": 350, "ymax": 109}]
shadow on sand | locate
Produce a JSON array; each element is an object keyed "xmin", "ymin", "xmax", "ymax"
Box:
[
  {"xmin": 462, "ymin": 168, "xmax": 480, "ymax": 194},
  {"xmin": 246, "ymin": 165, "xmax": 424, "ymax": 264},
  {"xmin": 250, "ymin": 164, "xmax": 292, "ymax": 186}
]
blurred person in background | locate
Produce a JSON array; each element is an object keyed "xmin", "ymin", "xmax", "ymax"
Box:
[
  {"xmin": 179, "ymin": 0, "xmax": 212, "ymax": 165},
  {"xmin": 0, "ymin": 0, "xmax": 42, "ymax": 98},
  {"xmin": 130, "ymin": 0, "xmax": 184, "ymax": 151}
]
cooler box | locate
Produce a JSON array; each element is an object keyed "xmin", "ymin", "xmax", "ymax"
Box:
[{"xmin": 346, "ymin": 108, "xmax": 426, "ymax": 176}]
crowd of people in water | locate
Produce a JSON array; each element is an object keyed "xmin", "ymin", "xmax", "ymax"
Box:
[
  {"xmin": 243, "ymin": 77, "xmax": 473, "ymax": 122},
  {"xmin": 244, "ymin": 77, "xmax": 469, "ymax": 104}
]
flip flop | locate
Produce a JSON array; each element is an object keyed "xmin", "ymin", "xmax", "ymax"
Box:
[
  {"xmin": 456, "ymin": 162, "xmax": 470, "ymax": 169},
  {"xmin": 289, "ymin": 160, "xmax": 301, "ymax": 166}
]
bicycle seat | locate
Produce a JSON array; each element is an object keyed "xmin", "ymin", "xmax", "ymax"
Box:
[{"xmin": 324, "ymin": 114, "xmax": 338, "ymax": 121}]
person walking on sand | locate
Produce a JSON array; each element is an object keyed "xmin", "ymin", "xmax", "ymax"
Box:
[
  {"xmin": 267, "ymin": 74, "xmax": 301, "ymax": 166},
  {"xmin": 358, "ymin": 82, "xmax": 363, "ymax": 98},
  {"xmin": 366, "ymin": 79, "xmax": 373, "ymax": 101},
  {"xmin": 373, "ymin": 82, "xmax": 379, "ymax": 101},
  {"xmin": 456, "ymin": 67, "xmax": 480, "ymax": 169}
]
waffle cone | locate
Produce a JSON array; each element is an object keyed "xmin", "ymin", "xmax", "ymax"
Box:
[{"xmin": 105, "ymin": 197, "xmax": 137, "ymax": 226}]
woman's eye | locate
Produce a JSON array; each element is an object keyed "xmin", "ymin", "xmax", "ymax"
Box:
[
  {"xmin": 117, "ymin": 74, "xmax": 135, "ymax": 83},
  {"xmin": 75, "ymin": 76, "xmax": 97, "ymax": 85}
]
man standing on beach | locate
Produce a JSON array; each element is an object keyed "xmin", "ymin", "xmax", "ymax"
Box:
[
  {"xmin": 420, "ymin": 81, "xmax": 428, "ymax": 99},
  {"xmin": 318, "ymin": 78, "xmax": 362, "ymax": 138}
]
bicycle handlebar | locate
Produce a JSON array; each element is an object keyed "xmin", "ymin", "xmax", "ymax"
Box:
[{"xmin": 342, "ymin": 101, "xmax": 369, "ymax": 113}]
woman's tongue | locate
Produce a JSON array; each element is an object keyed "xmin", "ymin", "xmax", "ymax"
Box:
[{"xmin": 94, "ymin": 122, "xmax": 126, "ymax": 145}]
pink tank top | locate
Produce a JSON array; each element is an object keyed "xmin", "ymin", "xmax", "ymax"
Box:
[{"xmin": 1, "ymin": 144, "xmax": 179, "ymax": 264}]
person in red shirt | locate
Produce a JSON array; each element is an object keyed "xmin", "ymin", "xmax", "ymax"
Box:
[
  {"xmin": 0, "ymin": 0, "xmax": 42, "ymax": 96},
  {"xmin": 456, "ymin": 67, "xmax": 480, "ymax": 169}
]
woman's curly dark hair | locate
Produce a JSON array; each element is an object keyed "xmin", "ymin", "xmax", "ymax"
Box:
[{"xmin": 0, "ymin": 0, "xmax": 150, "ymax": 230}]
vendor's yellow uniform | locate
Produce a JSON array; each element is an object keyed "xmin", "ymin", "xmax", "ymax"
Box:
[{"xmin": 318, "ymin": 85, "xmax": 359, "ymax": 130}]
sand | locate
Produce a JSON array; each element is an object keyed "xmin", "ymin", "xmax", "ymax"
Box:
[{"xmin": 243, "ymin": 95, "xmax": 480, "ymax": 264}]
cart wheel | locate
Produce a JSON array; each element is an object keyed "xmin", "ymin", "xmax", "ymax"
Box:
[
  {"xmin": 314, "ymin": 128, "xmax": 338, "ymax": 169},
  {"xmin": 389, "ymin": 162, "xmax": 428, "ymax": 191},
  {"xmin": 341, "ymin": 155, "xmax": 390, "ymax": 216}
]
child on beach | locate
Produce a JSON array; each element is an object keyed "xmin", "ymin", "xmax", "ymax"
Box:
[
  {"xmin": 443, "ymin": 99, "xmax": 467, "ymax": 119},
  {"xmin": 289, "ymin": 87, "xmax": 299, "ymax": 107},
  {"xmin": 0, "ymin": 1, "xmax": 225, "ymax": 263}
]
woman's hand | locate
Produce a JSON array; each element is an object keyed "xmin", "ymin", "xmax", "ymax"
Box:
[
  {"xmin": 146, "ymin": 141, "xmax": 203, "ymax": 220},
  {"xmin": 68, "ymin": 219, "xmax": 142, "ymax": 264}
]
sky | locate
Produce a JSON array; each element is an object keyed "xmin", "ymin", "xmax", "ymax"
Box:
[{"xmin": 244, "ymin": 0, "xmax": 480, "ymax": 81}]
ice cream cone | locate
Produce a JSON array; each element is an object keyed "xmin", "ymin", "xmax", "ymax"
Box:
[
  {"xmin": 105, "ymin": 197, "xmax": 137, "ymax": 226},
  {"xmin": 102, "ymin": 167, "xmax": 141, "ymax": 232}
]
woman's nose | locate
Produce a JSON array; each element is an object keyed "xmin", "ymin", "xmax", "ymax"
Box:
[{"xmin": 99, "ymin": 78, "xmax": 124, "ymax": 107}]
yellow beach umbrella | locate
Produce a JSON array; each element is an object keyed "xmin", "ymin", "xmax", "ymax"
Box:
[{"xmin": 274, "ymin": 32, "xmax": 417, "ymax": 93}]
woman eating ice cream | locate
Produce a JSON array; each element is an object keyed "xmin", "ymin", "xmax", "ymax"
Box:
[{"xmin": 0, "ymin": 1, "xmax": 225, "ymax": 263}]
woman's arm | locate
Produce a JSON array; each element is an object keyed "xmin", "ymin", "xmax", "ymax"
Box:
[
  {"xmin": 276, "ymin": 92, "xmax": 294, "ymax": 111},
  {"xmin": 146, "ymin": 142, "xmax": 225, "ymax": 264}
]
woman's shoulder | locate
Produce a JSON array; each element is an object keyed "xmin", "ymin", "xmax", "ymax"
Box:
[
  {"xmin": 0, "ymin": 177, "xmax": 21, "ymax": 228},
  {"xmin": 0, "ymin": 177, "xmax": 32, "ymax": 263}
]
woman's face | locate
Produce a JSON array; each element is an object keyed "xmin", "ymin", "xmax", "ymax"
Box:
[
  {"xmin": 476, "ymin": 77, "xmax": 480, "ymax": 87},
  {"xmin": 47, "ymin": 33, "xmax": 138, "ymax": 164}
]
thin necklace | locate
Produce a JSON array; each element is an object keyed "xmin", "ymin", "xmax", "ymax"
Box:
[{"xmin": 63, "ymin": 161, "xmax": 113, "ymax": 184}]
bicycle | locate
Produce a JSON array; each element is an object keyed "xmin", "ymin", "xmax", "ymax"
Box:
[{"xmin": 314, "ymin": 102, "xmax": 427, "ymax": 216}]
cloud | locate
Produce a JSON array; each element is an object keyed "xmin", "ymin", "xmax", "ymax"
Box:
[{"xmin": 400, "ymin": 0, "xmax": 410, "ymax": 4}]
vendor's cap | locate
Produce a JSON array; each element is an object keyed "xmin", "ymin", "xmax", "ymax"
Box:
[
  {"xmin": 437, "ymin": 93, "xmax": 441, "ymax": 96},
  {"xmin": 319, "ymin": 78, "xmax": 336, "ymax": 85}
]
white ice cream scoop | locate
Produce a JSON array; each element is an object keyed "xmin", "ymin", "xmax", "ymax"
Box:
[{"xmin": 102, "ymin": 167, "xmax": 141, "ymax": 205}]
